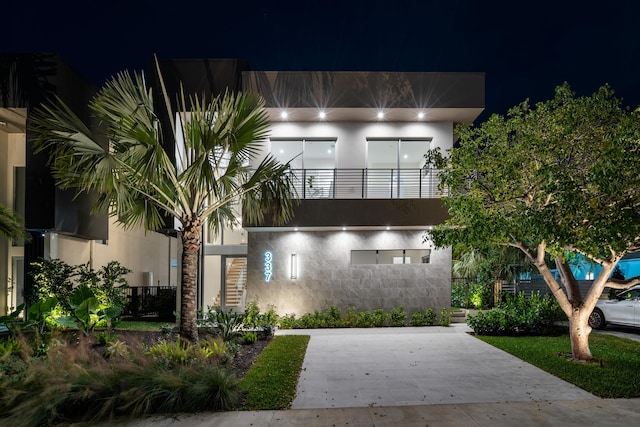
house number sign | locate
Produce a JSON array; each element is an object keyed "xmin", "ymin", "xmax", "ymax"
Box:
[{"xmin": 264, "ymin": 251, "xmax": 273, "ymax": 283}]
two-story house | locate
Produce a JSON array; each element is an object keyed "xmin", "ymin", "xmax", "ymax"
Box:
[{"xmin": 0, "ymin": 55, "xmax": 484, "ymax": 317}]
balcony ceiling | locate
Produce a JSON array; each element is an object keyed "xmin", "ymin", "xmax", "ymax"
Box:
[{"xmin": 0, "ymin": 108, "xmax": 27, "ymax": 133}]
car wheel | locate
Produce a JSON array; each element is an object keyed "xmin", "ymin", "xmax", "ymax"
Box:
[{"xmin": 589, "ymin": 308, "xmax": 606, "ymax": 329}]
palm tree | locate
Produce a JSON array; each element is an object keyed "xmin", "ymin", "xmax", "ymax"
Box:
[
  {"xmin": 0, "ymin": 203, "xmax": 28, "ymax": 241},
  {"xmin": 30, "ymin": 67, "xmax": 297, "ymax": 341}
]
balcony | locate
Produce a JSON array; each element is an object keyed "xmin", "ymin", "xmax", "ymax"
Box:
[
  {"xmin": 291, "ymin": 168, "xmax": 446, "ymax": 199},
  {"xmin": 245, "ymin": 168, "xmax": 449, "ymax": 229}
]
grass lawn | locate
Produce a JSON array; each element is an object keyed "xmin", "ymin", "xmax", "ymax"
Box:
[
  {"xmin": 115, "ymin": 320, "xmax": 174, "ymax": 331},
  {"xmin": 240, "ymin": 335, "xmax": 310, "ymax": 410},
  {"xmin": 476, "ymin": 332, "xmax": 640, "ymax": 398}
]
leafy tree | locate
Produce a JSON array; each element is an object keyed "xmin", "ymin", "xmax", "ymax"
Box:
[
  {"xmin": 31, "ymin": 64, "xmax": 297, "ymax": 341},
  {"xmin": 453, "ymin": 244, "xmax": 533, "ymax": 307},
  {"xmin": 0, "ymin": 203, "xmax": 28, "ymax": 241},
  {"xmin": 426, "ymin": 83, "xmax": 640, "ymax": 360}
]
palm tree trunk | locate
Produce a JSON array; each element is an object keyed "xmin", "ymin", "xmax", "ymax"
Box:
[{"xmin": 180, "ymin": 219, "xmax": 202, "ymax": 342}]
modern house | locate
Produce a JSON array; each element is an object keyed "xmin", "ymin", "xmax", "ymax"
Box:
[{"xmin": 0, "ymin": 54, "xmax": 485, "ymax": 317}]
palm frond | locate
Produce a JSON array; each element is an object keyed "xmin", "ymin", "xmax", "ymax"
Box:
[{"xmin": 0, "ymin": 204, "xmax": 29, "ymax": 241}]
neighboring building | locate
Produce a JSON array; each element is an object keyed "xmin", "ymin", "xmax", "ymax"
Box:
[
  {"xmin": 0, "ymin": 54, "xmax": 484, "ymax": 317},
  {"xmin": 0, "ymin": 54, "xmax": 178, "ymax": 316}
]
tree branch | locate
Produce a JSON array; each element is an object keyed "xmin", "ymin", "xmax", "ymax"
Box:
[
  {"xmin": 605, "ymin": 276, "xmax": 640, "ymax": 289},
  {"xmin": 556, "ymin": 256, "xmax": 582, "ymax": 306}
]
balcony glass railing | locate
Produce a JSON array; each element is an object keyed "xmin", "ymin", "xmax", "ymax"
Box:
[{"xmin": 291, "ymin": 168, "xmax": 446, "ymax": 199}]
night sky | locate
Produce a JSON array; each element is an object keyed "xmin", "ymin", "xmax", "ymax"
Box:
[{"xmin": 6, "ymin": 0, "xmax": 640, "ymax": 121}]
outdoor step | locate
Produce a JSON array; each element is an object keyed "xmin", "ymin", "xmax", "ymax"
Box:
[{"xmin": 450, "ymin": 310, "xmax": 467, "ymax": 323}]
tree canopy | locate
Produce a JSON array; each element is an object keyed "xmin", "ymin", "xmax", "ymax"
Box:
[{"xmin": 427, "ymin": 83, "xmax": 640, "ymax": 359}]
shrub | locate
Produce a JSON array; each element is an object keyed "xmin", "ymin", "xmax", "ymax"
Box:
[
  {"xmin": 200, "ymin": 336, "xmax": 231, "ymax": 363},
  {"xmin": 240, "ymin": 331, "xmax": 258, "ymax": 345},
  {"xmin": 55, "ymin": 284, "xmax": 122, "ymax": 335},
  {"xmin": 29, "ymin": 259, "xmax": 76, "ymax": 312},
  {"xmin": 355, "ymin": 310, "xmax": 375, "ymax": 328},
  {"xmin": 203, "ymin": 306, "xmax": 244, "ymax": 341},
  {"xmin": 278, "ymin": 313, "xmax": 297, "ymax": 329},
  {"xmin": 389, "ymin": 306, "xmax": 406, "ymax": 327},
  {"xmin": 30, "ymin": 259, "xmax": 130, "ymax": 316},
  {"xmin": 95, "ymin": 330, "xmax": 118, "ymax": 345},
  {"xmin": 410, "ymin": 308, "xmax": 437, "ymax": 326},
  {"xmin": 146, "ymin": 338, "xmax": 227, "ymax": 367},
  {"xmin": 104, "ymin": 340, "xmax": 129, "ymax": 359},
  {"xmin": 423, "ymin": 308, "xmax": 437, "ymax": 325},
  {"xmin": 325, "ymin": 305, "xmax": 343, "ymax": 327},
  {"xmin": 439, "ymin": 308, "xmax": 451, "ymax": 326},
  {"xmin": 467, "ymin": 292, "xmax": 564, "ymax": 336},
  {"xmin": 372, "ymin": 308, "xmax": 388, "ymax": 327},
  {"xmin": 343, "ymin": 306, "xmax": 357, "ymax": 327},
  {"xmin": 0, "ymin": 337, "xmax": 23, "ymax": 362}
]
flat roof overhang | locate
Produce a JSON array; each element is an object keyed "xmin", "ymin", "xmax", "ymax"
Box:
[{"xmin": 243, "ymin": 71, "xmax": 485, "ymax": 124}]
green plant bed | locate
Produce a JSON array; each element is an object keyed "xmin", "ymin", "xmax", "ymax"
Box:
[
  {"xmin": 476, "ymin": 333, "xmax": 640, "ymax": 398},
  {"xmin": 239, "ymin": 335, "xmax": 310, "ymax": 410}
]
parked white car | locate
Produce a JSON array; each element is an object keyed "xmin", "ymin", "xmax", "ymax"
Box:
[{"xmin": 589, "ymin": 285, "xmax": 640, "ymax": 329}]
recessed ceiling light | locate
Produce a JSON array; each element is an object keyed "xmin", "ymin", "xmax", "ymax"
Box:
[
  {"xmin": 319, "ymin": 111, "xmax": 326, "ymax": 119},
  {"xmin": 279, "ymin": 149, "xmax": 284, "ymax": 154},
  {"xmin": 280, "ymin": 111, "xmax": 288, "ymax": 119},
  {"xmin": 327, "ymin": 149, "xmax": 332, "ymax": 154},
  {"xmin": 418, "ymin": 112, "xmax": 425, "ymax": 119},
  {"xmin": 377, "ymin": 111, "xmax": 384, "ymax": 119},
  {"xmin": 404, "ymin": 154, "xmax": 408, "ymax": 159}
]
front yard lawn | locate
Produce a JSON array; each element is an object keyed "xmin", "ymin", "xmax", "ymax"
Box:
[{"xmin": 476, "ymin": 332, "xmax": 640, "ymax": 398}]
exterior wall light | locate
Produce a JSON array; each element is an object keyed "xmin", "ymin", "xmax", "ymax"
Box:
[
  {"xmin": 290, "ymin": 253, "xmax": 298, "ymax": 279},
  {"xmin": 280, "ymin": 111, "xmax": 288, "ymax": 119},
  {"xmin": 377, "ymin": 111, "xmax": 384, "ymax": 119},
  {"xmin": 319, "ymin": 111, "xmax": 326, "ymax": 119}
]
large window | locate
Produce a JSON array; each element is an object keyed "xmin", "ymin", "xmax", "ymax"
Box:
[
  {"xmin": 366, "ymin": 138, "xmax": 431, "ymax": 169},
  {"xmin": 270, "ymin": 138, "xmax": 336, "ymax": 168},
  {"xmin": 351, "ymin": 249, "xmax": 431, "ymax": 265},
  {"xmin": 271, "ymin": 138, "xmax": 336, "ymax": 198},
  {"xmin": 366, "ymin": 138, "xmax": 432, "ymax": 198}
]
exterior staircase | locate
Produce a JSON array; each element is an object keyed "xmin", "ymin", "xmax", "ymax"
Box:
[{"xmin": 213, "ymin": 258, "xmax": 247, "ymax": 311}]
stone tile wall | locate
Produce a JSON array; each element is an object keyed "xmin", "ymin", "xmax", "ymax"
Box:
[{"xmin": 246, "ymin": 230, "xmax": 451, "ymax": 316}]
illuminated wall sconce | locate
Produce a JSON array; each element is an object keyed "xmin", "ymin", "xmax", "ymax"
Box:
[{"xmin": 290, "ymin": 253, "xmax": 298, "ymax": 279}]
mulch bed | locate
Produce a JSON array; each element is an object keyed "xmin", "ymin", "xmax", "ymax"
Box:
[{"xmin": 109, "ymin": 329, "xmax": 272, "ymax": 379}]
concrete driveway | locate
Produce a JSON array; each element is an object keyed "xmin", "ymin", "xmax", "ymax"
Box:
[{"xmin": 277, "ymin": 324, "xmax": 595, "ymax": 409}]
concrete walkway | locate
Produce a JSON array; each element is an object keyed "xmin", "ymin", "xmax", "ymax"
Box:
[
  {"xmin": 280, "ymin": 325, "xmax": 594, "ymax": 409},
  {"xmin": 94, "ymin": 324, "xmax": 640, "ymax": 426}
]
